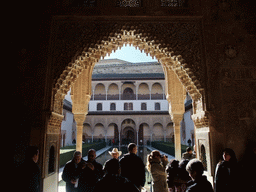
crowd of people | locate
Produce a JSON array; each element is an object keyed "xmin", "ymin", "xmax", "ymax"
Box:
[{"xmin": 16, "ymin": 144, "xmax": 256, "ymax": 192}]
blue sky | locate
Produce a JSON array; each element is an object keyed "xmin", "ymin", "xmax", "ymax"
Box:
[{"xmin": 104, "ymin": 45, "xmax": 157, "ymax": 63}]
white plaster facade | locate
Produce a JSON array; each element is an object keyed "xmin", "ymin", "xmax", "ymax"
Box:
[{"xmin": 60, "ymin": 99, "xmax": 76, "ymax": 147}]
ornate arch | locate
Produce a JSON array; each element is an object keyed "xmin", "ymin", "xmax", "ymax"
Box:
[{"xmin": 52, "ymin": 22, "xmax": 203, "ymax": 111}]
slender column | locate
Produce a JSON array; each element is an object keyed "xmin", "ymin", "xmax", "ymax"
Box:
[
  {"xmin": 137, "ymin": 130, "xmax": 139, "ymax": 146},
  {"xmin": 172, "ymin": 114, "xmax": 183, "ymax": 160},
  {"xmin": 74, "ymin": 114, "xmax": 86, "ymax": 154}
]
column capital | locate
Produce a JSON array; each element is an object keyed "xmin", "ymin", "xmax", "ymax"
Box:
[
  {"xmin": 171, "ymin": 113, "xmax": 184, "ymax": 125},
  {"xmin": 74, "ymin": 113, "xmax": 87, "ymax": 126}
]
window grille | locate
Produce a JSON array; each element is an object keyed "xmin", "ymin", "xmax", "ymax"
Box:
[
  {"xmin": 161, "ymin": 0, "xmax": 187, "ymax": 7},
  {"xmin": 124, "ymin": 103, "xmax": 133, "ymax": 110},
  {"xmin": 97, "ymin": 103, "xmax": 102, "ymax": 111},
  {"xmin": 155, "ymin": 103, "xmax": 161, "ymax": 110},
  {"xmin": 116, "ymin": 0, "xmax": 141, "ymax": 7},
  {"xmin": 110, "ymin": 103, "xmax": 116, "ymax": 111},
  {"xmin": 141, "ymin": 103, "xmax": 147, "ymax": 110}
]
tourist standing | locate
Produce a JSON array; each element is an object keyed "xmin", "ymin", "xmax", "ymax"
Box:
[
  {"xmin": 120, "ymin": 143, "xmax": 145, "ymax": 191},
  {"xmin": 108, "ymin": 148, "xmax": 122, "ymax": 159},
  {"xmin": 182, "ymin": 147, "xmax": 195, "ymax": 160},
  {"xmin": 17, "ymin": 146, "xmax": 41, "ymax": 192},
  {"xmin": 166, "ymin": 159, "xmax": 179, "ymax": 192},
  {"xmin": 62, "ymin": 151, "xmax": 85, "ymax": 192},
  {"xmin": 93, "ymin": 158, "xmax": 140, "ymax": 192},
  {"xmin": 147, "ymin": 150, "xmax": 169, "ymax": 192},
  {"xmin": 186, "ymin": 159, "xmax": 213, "ymax": 192},
  {"xmin": 78, "ymin": 149, "xmax": 103, "ymax": 192},
  {"xmin": 214, "ymin": 148, "xmax": 238, "ymax": 192}
]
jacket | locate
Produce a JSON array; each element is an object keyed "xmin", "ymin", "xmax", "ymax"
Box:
[
  {"xmin": 120, "ymin": 153, "xmax": 146, "ymax": 188},
  {"xmin": 186, "ymin": 176, "xmax": 213, "ymax": 192},
  {"xmin": 149, "ymin": 158, "xmax": 168, "ymax": 192},
  {"xmin": 62, "ymin": 159, "xmax": 85, "ymax": 192}
]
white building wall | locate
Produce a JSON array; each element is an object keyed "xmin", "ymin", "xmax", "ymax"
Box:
[
  {"xmin": 89, "ymin": 100, "xmax": 168, "ymax": 112},
  {"xmin": 181, "ymin": 109, "xmax": 195, "ymax": 146},
  {"xmin": 61, "ymin": 110, "xmax": 75, "ymax": 146}
]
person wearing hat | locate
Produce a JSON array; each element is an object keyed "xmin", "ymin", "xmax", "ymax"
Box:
[{"xmin": 108, "ymin": 148, "xmax": 122, "ymax": 159}]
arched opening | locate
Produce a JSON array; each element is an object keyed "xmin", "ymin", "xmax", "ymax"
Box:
[
  {"xmin": 107, "ymin": 83, "xmax": 119, "ymax": 100},
  {"xmin": 138, "ymin": 83, "xmax": 150, "ymax": 100},
  {"xmin": 122, "ymin": 87, "xmax": 135, "ymax": 100},
  {"xmin": 50, "ymin": 28, "xmax": 207, "ymax": 191},
  {"xmin": 200, "ymin": 144, "xmax": 207, "ymax": 171},
  {"xmin": 152, "ymin": 83, "xmax": 164, "ymax": 100},
  {"xmin": 48, "ymin": 145, "xmax": 55, "ymax": 174},
  {"xmin": 152, "ymin": 123, "xmax": 164, "ymax": 141},
  {"xmin": 94, "ymin": 83, "xmax": 106, "ymax": 100},
  {"xmin": 122, "ymin": 127, "xmax": 135, "ymax": 144}
]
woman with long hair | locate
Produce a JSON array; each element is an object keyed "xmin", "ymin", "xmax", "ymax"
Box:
[
  {"xmin": 214, "ymin": 148, "xmax": 238, "ymax": 192},
  {"xmin": 147, "ymin": 150, "xmax": 169, "ymax": 192}
]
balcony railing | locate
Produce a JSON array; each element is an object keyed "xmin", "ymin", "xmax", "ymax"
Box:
[{"xmin": 92, "ymin": 94, "xmax": 165, "ymax": 100}]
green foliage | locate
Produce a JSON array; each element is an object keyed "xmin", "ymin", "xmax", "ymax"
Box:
[
  {"xmin": 59, "ymin": 142, "xmax": 106, "ymax": 167},
  {"xmin": 151, "ymin": 141, "xmax": 193, "ymax": 157}
]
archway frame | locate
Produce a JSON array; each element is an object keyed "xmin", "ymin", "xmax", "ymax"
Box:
[
  {"xmin": 44, "ymin": 22, "xmax": 213, "ymax": 191},
  {"xmin": 51, "ymin": 27, "xmax": 210, "ymax": 157}
]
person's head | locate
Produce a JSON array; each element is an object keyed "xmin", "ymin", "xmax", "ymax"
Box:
[
  {"xmin": 179, "ymin": 159, "xmax": 189, "ymax": 170},
  {"xmin": 73, "ymin": 151, "xmax": 82, "ymax": 164},
  {"xmin": 104, "ymin": 158, "xmax": 121, "ymax": 175},
  {"xmin": 108, "ymin": 148, "xmax": 122, "ymax": 159},
  {"xmin": 128, "ymin": 143, "xmax": 137, "ymax": 154},
  {"xmin": 169, "ymin": 159, "xmax": 179, "ymax": 169},
  {"xmin": 186, "ymin": 159, "xmax": 204, "ymax": 180},
  {"xmin": 25, "ymin": 146, "xmax": 39, "ymax": 163},
  {"xmin": 147, "ymin": 150, "xmax": 161, "ymax": 171},
  {"xmin": 186, "ymin": 147, "xmax": 192, "ymax": 154},
  {"xmin": 223, "ymin": 148, "xmax": 237, "ymax": 164},
  {"xmin": 88, "ymin": 149, "xmax": 96, "ymax": 162}
]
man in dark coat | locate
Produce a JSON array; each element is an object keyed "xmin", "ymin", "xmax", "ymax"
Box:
[
  {"xmin": 119, "ymin": 143, "xmax": 145, "ymax": 190},
  {"xmin": 93, "ymin": 158, "xmax": 140, "ymax": 192},
  {"xmin": 17, "ymin": 146, "xmax": 41, "ymax": 192},
  {"xmin": 186, "ymin": 159, "xmax": 213, "ymax": 192},
  {"xmin": 62, "ymin": 151, "xmax": 85, "ymax": 192},
  {"xmin": 78, "ymin": 149, "xmax": 104, "ymax": 192}
]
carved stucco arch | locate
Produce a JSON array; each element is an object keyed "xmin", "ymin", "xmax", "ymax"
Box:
[{"xmin": 52, "ymin": 29, "xmax": 203, "ymax": 117}]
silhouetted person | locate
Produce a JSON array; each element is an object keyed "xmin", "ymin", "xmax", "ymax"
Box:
[
  {"xmin": 18, "ymin": 146, "xmax": 41, "ymax": 192},
  {"xmin": 167, "ymin": 159, "xmax": 179, "ymax": 192},
  {"xmin": 93, "ymin": 158, "xmax": 140, "ymax": 192},
  {"xmin": 120, "ymin": 143, "xmax": 145, "ymax": 191},
  {"xmin": 214, "ymin": 148, "xmax": 238, "ymax": 192},
  {"xmin": 62, "ymin": 151, "xmax": 85, "ymax": 192},
  {"xmin": 78, "ymin": 149, "xmax": 103, "ymax": 192},
  {"xmin": 182, "ymin": 147, "xmax": 195, "ymax": 160},
  {"xmin": 186, "ymin": 159, "xmax": 213, "ymax": 192}
]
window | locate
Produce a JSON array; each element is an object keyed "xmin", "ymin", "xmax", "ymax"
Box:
[
  {"xmin": 155, "ymin": 103, "xmax": 161, "ymax": 110},
  {"xmin": 97, "ymin": 103, "xmax": 102, "ymax": 111},
  {"xmin": 141, "ymin": 103, "xmax": 147, "ymax": 110},
  {"xmin": 110, "ymin": 103, "xmax": 116, "ymax": 111},
  {"xmin": 124, "ymin": 103, "xmax": 133, "ymax": 110}
]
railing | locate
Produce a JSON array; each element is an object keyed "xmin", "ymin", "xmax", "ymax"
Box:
[
  {"xmin": 151, "ymin": 94, "xmax": 165, "ymax": 100},
  {"xmin": 138, "ymin": 94, "xmax": 150, "ymax": 100},
  {"xmin": 93, "ymin": 94, "xmax": 166, "ymax": 100}
]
